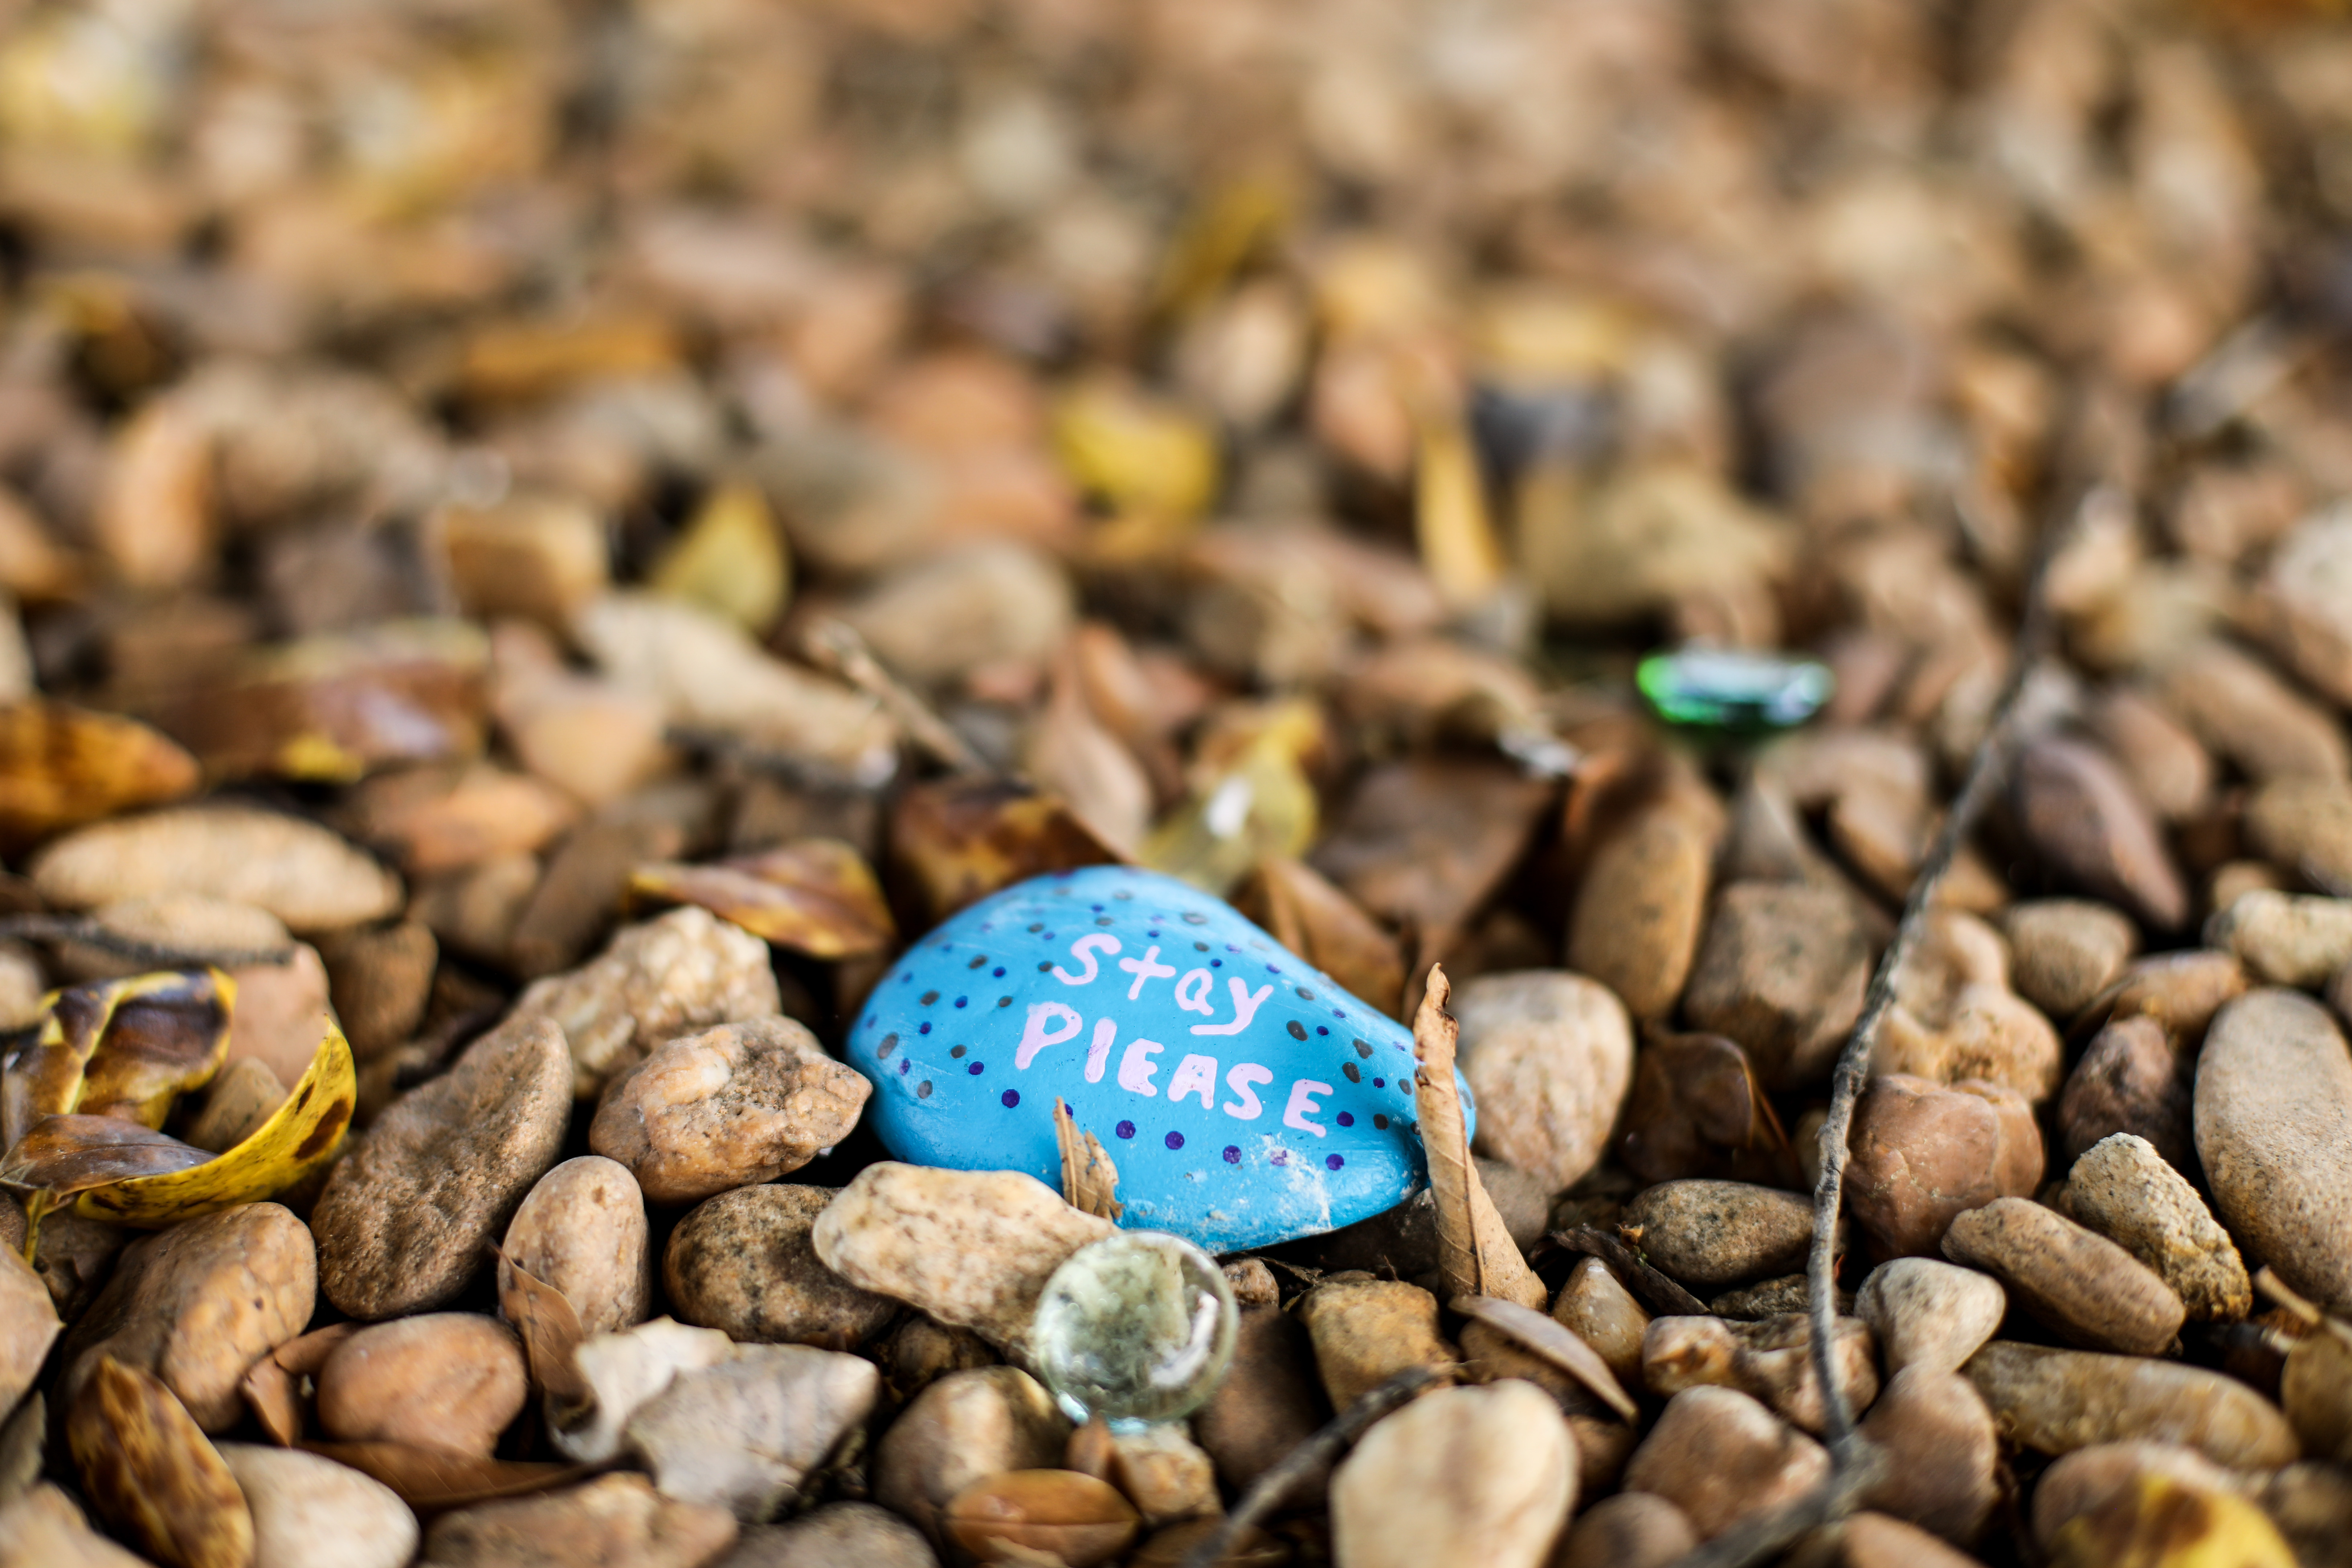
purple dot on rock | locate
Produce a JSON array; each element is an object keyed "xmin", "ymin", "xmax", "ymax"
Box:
[
  {"xmin": 1222, "ymin": 1146, "xmax": 1240, "ymax": 1164},
  {"xmin": 1116, "ymin": 1120, "xmax": 1136, "ymax": 1139},
  {"xmin": 898, "ymin": 1060, "xmax": 910, "ymax": 1075},
  {"xmin": 1001, "ymin": 1089, "xmax": 1020, "ymax": 1108},
  {"xmin": 918, "ymin": 1022, "xmax": 931, "ymax": 1035},
  {"xmin": 1336, "ymin": 1111, "xmax": 1355, "ymax": 1127},
  {"xmin": 1326, "ymin": 1154, "xmax": 1344, "ymax": 1171},
  {"xmin": 1372, "ymin": 1077, "xmax": 1384, "ymax": 1089},
  {"xmin": 968, "ymin": 1061, "xmax": 984, "ymax": 1075},
  {"xmin": 954, "ymin": 997, "xmax": 968, "ymax": 1008},
  {"xmin": 1165, "ymin": 1131, "xmax": 1184, "ymax": 1150}
]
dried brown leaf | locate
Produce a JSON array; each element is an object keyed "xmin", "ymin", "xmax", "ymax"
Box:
[
  {"xmin": 944, "ymin": 1468, "xmax": 1142, "ymax": 1567},
  {"xmin": 891, "ymin": 778, "xmax": 1126, "ymax": 923},
  {"xmin": 0, "ymin": 1115, "xmax": 213, "ymax": 1196},
  {"xmin": 1054, "ymin": 1098, "xmax": 1124, "ymax": 1222},
  {"xmin": 2, "ymin": 967, "xmax": 232, "ymax": 1152},
  {"xmin": 495, "ymin": 1245, "xmax": 590, "ymax": 1414},
  {"xmin": 1311, "ymin": 759, "xmax": 1553, "ymax": 942},
  {"xmin": 1449, "ymin": 1294, "xmax": 1638, "ymax": 1421},
  {"xmin": 1234, "ymin": 856, "xmax": 1404, "ymax": 1018},
  {"xmin": 1412, "ymin": 966, "xmax": 1544, "ymax": 1310},
  {"xmin": 630, "ymin": 837, "xmax": 896, "ymax": 957},
  {"xmin": 295, "ymin": 1441, "xmax": 583, "ymax": 1515},
  {"xmin": 0, "ymin": 702, "xmax": 200, "ymax": 849},
  {"xmin": 239, "ymin": 1357, "xmax": 301, "ymax": 1447},
  {"xmin": 68, "ymin": 1356, "xmax": 254, "ymax": 1568},
  {"xmin": 1618, "ymin": 1029, "xmax": 1796, "ymax": 1188}
]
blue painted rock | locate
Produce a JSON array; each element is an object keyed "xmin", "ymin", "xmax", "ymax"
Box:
[{"xmin": 845, "ymin": 865, "xmax": 1470, "ymax": 1253}]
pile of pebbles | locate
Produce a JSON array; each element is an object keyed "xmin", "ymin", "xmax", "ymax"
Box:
[{"xmin": 1, "ymin": 0, "xmax": 2352, "ymax": 1565}]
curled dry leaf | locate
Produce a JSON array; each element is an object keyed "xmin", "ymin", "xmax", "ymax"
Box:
[
  {"xmin": 1052, "ymin": 380, "xmax": 1218, "ymax": 523},
  {"xmin": 1450, "ymin": 1294, "xmax": 1638, "ymax": 1422},
  {"xmin": 891, "ymin": 779, "xmax": 1126, "ymax": 923},
  {"xmin": 944, "ymin": 1467, "xmax": 1142, "ymax": 1568},
  {"xmin": 1413, "ymin": 965, "xmax": 1545, "ymax": 1310},
  {"xmin": 496, "ymin": 1244, "xmax": 591, "ymax": 1417},
  {"xmin": 0, "ymin": 1115, "xmax": 213, "ymax": 1198},
  {"xmin": 76, "ymin": 1018, "xmax": 355, "ymax": 1227},
  {"xmin": 1054, "ymin": 1097, "xmax": 1124, "ymax": 1222},
  {"xmin": 1618, "ymin": 1029, "xmax": 1796, "ymax": 1188},
  {"xmin": 629, "ymin": 837, "xmax": 895, "ymax": 959},
  {"xmin": 0, "ymin": 702, "xmax": 200, "ymax": 849},
  {"xmin": 648, "ymin": 479, "xmax": 790, "ymax": 633},
  {"xmin": 240, "ymin": 1323, "xmax": 360, "ymax": 1446},
  {"xmin": 297, "ymin": 1441, "xmax": 584, "ymax": 1515},
  {"xmin": 68, "ymin": 1355, "xmax": 254, "ymax": 1568},
  {"xmin": 1140, "ymin": 711, "xmax": 1320, "ymax": 895},
  {"xmin": 1234, "ymin": 856, "xmax": 1405, "ymax": 1019},
  {"xmin": 1, "ymin": 967, "xmax": 233, "ymax": 1152}
]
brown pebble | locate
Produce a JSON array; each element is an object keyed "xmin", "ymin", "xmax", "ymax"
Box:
[
  {"xmin": 1622, "ymin": 1385, "xmax": 1830, "ymax": 1541},
  {"xmin": 317, "ymin": 1312, "xmax": 528, "ymax": 1457},
  {"xmin": 1618, "ymin": 1179, "xmax": 1819, "ymax": 1290},
  {"xmin": 872, "ymin": 1366, "xmax": 1072, "ymax": 1546},
  {"xmin": 2195, "ymin": 989, "xmax": 2352, "ymax": 1313},
  {"xmin": 1943, "ymin": 1197, "xmax": 2185, "ymax": 1355},
  {"xmin": 1964, "ymin": 1340, "xmax": 2298, "ymax": 1467},
  {"xmin": 1554, "ymin": 1492, "xmax": 1698, "ymax": 1568},
  {"xmin": 1194, "ymin": 1303, "xmax": 1331, "ymax": 1500},
  {"xmin": 1683, "ymin": 882, "xmax": 1873, "ymax": 1090},
  {"xmin": 1856, "ymin": 1366, "xmax": 1998, "ymax": 1543},
  {"xmin": 665, "ymin": 1184, "xmax": 897, "ymax": 1349},
  {"xmin": 420, "ymin": 1473, "xmax": 737, "ymax": 1568},
  {"xmin": 2013, "ymin": 735, "xmax": 2188, "ymax": 931},
  {"xmin": 502, "ymin": 1155, "xmax": 652, "ymax": 1337},
  {"xmin": 2000, "ymin": 899, "xmax": 2137, "ymax": 1022},
  {"xmin": 1845, "ymin": 1074, "xmax": 2043, "ymax": 1259},
  {"xmin": 1297, "ymin": 1275, "xmax": 1454, "ymax": 1410},
  {"xmin": 2057, "ymin": 1014, "xmax": 2193, "ymax": 1171}
]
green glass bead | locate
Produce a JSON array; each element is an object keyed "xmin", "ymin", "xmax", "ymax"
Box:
[
  {"xmin": 1637, "ymin": 648, "xmax": 1834, "ymax": 732},
  {"xmin": 1031, "ymin": 1231, "xmax": 1238, "ymax": 1429}
]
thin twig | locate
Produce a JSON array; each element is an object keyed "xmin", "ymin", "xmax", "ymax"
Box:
[
  {"xmin": 1665, "ymin": 482, "xmax": 2090, "ymax": 1568},
  {"xmin": 1546, "ymin": 1225, "xmax": 1707, "ymax": 1318},
  {"xmin": 1176, "ymin": 1364, "xmax": 1443, "ymax": 1568},
  {"xmin": 0, "ymin": 914, "xmax": 293, "ymax": 970},
  {"xmin": 802, "ymin": 619, "xmax": 991, "ymax": 776}
]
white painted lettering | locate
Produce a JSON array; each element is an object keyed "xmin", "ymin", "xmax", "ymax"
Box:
[
  {"xmin": 1118, "ymin": 1038, "xmax": 1164, "ymax": 1096},
  {"xmin": 1118, "ymin": 944, "xmax": 1178, "ymax": 999},
  {"xmin": 1223, "ymin": 1062, "xmax": 1273, "ymax": 1119},
  {"xmin": 1191, "ymin": 977, "xmax": 1275, "ymax": 1036},
  {"xmin": 1085, "ymin": 1018, "xmax": 1116, "ymax": 1084},
  {"xmin": 1015, "ymin": 1003, "xmax": 1082, "ymax": 1069},
  {"xmin": 1283, "ymin": 1079, "xmax": 1332, "ymax": 1137},
  {"xmin": 1173, "ymin": 969, "xmax": 1217, "ymax": 1015},
  {"xmin": 1051, "ymin": 934, "xmax": 1122, "ymax": 986},
  {"xmin": 1168, "ymin": 1053, "xmax": 1219, "ymax": 1108}
]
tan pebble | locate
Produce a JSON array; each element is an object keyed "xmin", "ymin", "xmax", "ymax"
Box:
[
  {"xmin": 317, "ymin": 1312, "xmax": 528, "ymax": 1457},
  {"xmin": 711, "ymin": 1502, "xmax": 940, "ymax": 1568},
  {"xmin": 436, "ymin": 491, "xmax": 610, "ymax": 632},
  {"xmin": 0, "ymin": 1246, "xmax": 59, "ymax": 1417},
  {"xmin": 559, "ymin": 1317, "xmax": 734, "ymax": 1464},
  {"xmin": 2000, "ymin": 899, "xmax": 2137, "ymax": 1022},
  {"xmin": 2100, "ymin": 949, "xmax": 2247, "ymax": 1046},
  {"xmin": 1452, "ymin": 970, "xmax": 1634, "ymax": 1191},
  {"xmin": 1103, "ymin": 1423, "xmax": 1219, "ymax": 1528},
  {"xmin": 811, "ymin": 1162, "xmax": 1112, "ymax": 1361},
  {"xmin": 1565, "ymin": 794, "xmax": 1721, "ymax": 1021},
  {"xmin": 1964, "ymin": 1340, "xmax": 2298, "ymax": 1467},
  {"xmin": 1856, "ymin": 1367, "xmax": 1998, "ymax": 1543},
  {"xmin": 665, "ymin": 1184, "xmax": 895, "ymax": 1349},
  {"xmin": 1845, "ymin": 1074, "xmax": 2042, "ymax": 1259},
  {"xmin": 1804, "ymin": 1512, "xmax": 1987, "ymax": 1568},
  {"xmin": 56, "ymin": 1202, "xmax": 314, "ymax": 1432},
  {"xmin": 589, "ymin": 1015, "xmax": 871, "ymax": 1204},
  {"xmin": 836, "ymin": 542, "xmax": 1075, "ymax": 684},
  {"xmin": 2245, "ymin": 774, "xmax": 2352, "ymax": 895},
  {"xmin": 1855, "ymin": 1257, "xmax": 2006, "ymax": 1376},
  {"xmin": 2207, "ymin": 891, "xmax": 2352, "ymax": 989},
  {"xmin": 1943, "ymin": 1197, "xmax": 2185, "ymax": 1355},
  {"xmin": 313, "ymin": 920, "xmax": 437, "ymax": 1061},
  {"xmin": 2195, "ymin": 989, "xmax": 2352, "ymax": 1312},
  {"xmin": 1553, "ymin": 1492, "xmax": 1697, "ymax": 1568},
  {"xmin": 1619, "ymin": 1179, "xmax": 1819, "ymax": 1289},
  {"xmin": 182, "ymin": 1056, "xmax": 287, "ymax": 1154},
  {"xmin": 2030, "ymin": 1440, "xmax": 2244, "ymax": 1549},
  {"xmin": 419, "ymin": 1472, "xmax": 738, "ymax": 1568},
  {"xmin": 60, "ymin": 894, "xmax": 290, "ymax": 981},
  {"xmin": 2066, "ymin": 1133, "xmax": 2249, "ymax": 1322},
  {"xmin": 1622, "ymin": 1385, "xmax": 1830, "ymax": 1541},
  {"xmin": 2057, "ymin": 1014, "xmax": 2193, "ymax": 1171},
  {"xmin": 1298, "ymin": 1275, "xmax": 1454, "ymax": 1411},
  {"xmin": 346, "ymin": 762, "xmax": 580, "ymax": 877},
  {"xmin": 1553, "ymin": 1256, "xmax": 1651, "ymax": 1385},
  {"xmin": 1642, "ymin": 1312, "xmax": 1878, "ymax": 1434},
  {"xmin": 625, "ymin": 1343, "xmax": 878, "ymax": 1523},
  {"xmin": 311, "ymin": 1014, "xmax": 571, "ymax": 1319},
  {"xmin": 1683, "ymin": 882, "xmax": 1873, "ymax": 1089},
  {"xmin": 873, "ymin": 1366, "xmax": 1071, "ymax": 1546},
  {"xmin": 219, "ymin": 1443, "xmax": 420, "ymax": 1568},
  {"xmin": 1330, "ymin": 1381, "xmax": 1575, "ymax": 1568},
  {"xmin": 502, "ymin": 1155, "xmax": 652, "ymax": 1337},
  {"xmin": 2256, "ymin": 506, "xmax": 2352, "ymax": 707},
  {"xmin": 0, "ymin": 1483, "xmax": 154, "ymax": 1568},
  {"xmin": 29, "ymin": 805, "xmax": 404, "ymax": 933},
  {"xmin": 2155, "ymin": 640, "xmax": 2349, "ymax": 783},
  {"xmin": 2087, "ymin": 686, "xmax": 2212, "ymax": 824},
  {"xmin": 224, "ymin": 940, "xmax": 335, "ymax": 1086},
  {"xmin": 1873, "ymin": 911, "xmax": 2062, "ymax": 1101}
]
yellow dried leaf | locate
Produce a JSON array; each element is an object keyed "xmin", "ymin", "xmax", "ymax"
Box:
[
  {"xmin": 0, "ymin": 701, "xmax": 200, "ymax": 848},
  {"xmin": 76, "ymin": 1019, "xmax": 355, "ymax": 1228},
  {"xmin": 650, "ymin": 479, "xmax": 791, "ymax": 632},
  {"xmin": 1150, "ymin": 170, "xmax": 1293, "ymax": 320},
  {"xmin": 68, "ymin": 1357, "xmax": 254, "ymax": 1568},
  {"xmin": 1413, "ymin": 412, "xmax": 1504, "ymax": 609},
  {"xmin": 630, "ymin": 838, "xmax": 896, "ymax": 958},
  {"xmin": 1, "ymin": 969, "xmax": 233, "ymax": 1154},
  {"xmin": 1052, "ymin": 380, "xmax": 1218, "ymax": 522},
  {"xmin": 891, "ymin": 779, "xmax": 1127, "ymax": 923},
  {"xmin": 1139, "ymin": 726, "xmax": 1317, "ymax": 896}
]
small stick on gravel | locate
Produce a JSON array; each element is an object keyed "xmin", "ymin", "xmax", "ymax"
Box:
[
  {"xmin": 1414, "ymin": 964, "xmax": 1544, "ymax": 1308},
  {"xmin": 803, "ymin": 618, "xmax": 991, "ymax": 776},
  {"xmin": 0, "ymin": 914, "xmax": 293, "ymax": 971},
  {"xmin": 1177, "ymin": 1364, "xmax": 1444, "ymax": 1568},
  {"xmin": 1666, "ymin": 485, "xmax": 2089, "ymax": 1568},
  {"xmin": 1546, "ymin": 1225, "xmax": 1708, "ymax": 1318}
]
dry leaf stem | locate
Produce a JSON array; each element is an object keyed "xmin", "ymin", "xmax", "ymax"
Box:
[
  {"xmin": 804, "ymin": 619, "xmax": 991, "ymax": 776},
  {"xmin": 1412, "ymin": 965, "xmax": 1544, "ymax": 1308}
]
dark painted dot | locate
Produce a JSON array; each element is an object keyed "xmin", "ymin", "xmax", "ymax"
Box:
[
  {"xmin": 877, "ymin": 1033, "xmax": 898, "ymax": 1059},
  {"xmin": 1183, "ymin": 912, "xmax": 1206, "ymax": 924},
  {"xmin": 1165, "ymin": 1131, "xmax": 1184, "ymax": 1150},
  {"xmin": 920, "ymin": 990, "xmax": 939, "ymax": 1005},
  {"xmin": 1373, "ymin": 1113, "xmax": 1388, "ymax": 1129},
  {"xmin": 901, "ymin": 973, "xmax": 912, "ymax": 984},
  {"xmin": 968, "ymin": 1061, "xmax": 985, "ymax": 1075},
  {"xmin": 1333, "ymin": 1008, "xmax": 1347, "ymax": 1018},
  {"xmin": 1092, "ymin": 905, "xmax": 1105, "ymax": 912},
  {"xmin": 918, "ymin": 1021, "xmax": 932, "ymax": 1035},
  {"xmin": 1222, "ymin": 1146, "xmax": 1241, "ymax": 1164},
  {"xmin": 1095, "ymin": 916, "xmax": 1114, "ymax": 927},
  {"xmin": 1038, "ymin": 962, "xmax": 1054, "ymax": 973},
  {"xmin": 1001, "ymin": 1090, "xmax": 1020, "ymax": 1108},
  {"xmin": 1226, "ymin": 944, "xmax": 1240, "ymax": 952},
  {"xmin": 1325, "ymin": 1154, "xmax": 1344, "ymax": 1171},
  {"xmin": 954, "ymin": 996, "xmax": 968, "ymax": 1008},
  {"xmin": 1343, "ymin": 1062, "xmax": 1361, "ymax": 1083},
  {"xmin": 1316, "ymin": 1026, "xmax": 1329, "ymax": 1036},
  {"xmin": 1028, "ymin": 923, "xmax": 1044, "ymax": 932},
  {"xmin": 918, "ymin": 1080, "xmax": 933, "ymax": 1098},
  {"xmin": 1286, "ymin": 1021, "xmax": 1307, "ymax": 1041},
  {"xmin": 1337, "ymin": 1111, "xmax": 1355, "ymax": 1127},
  {"xmin": 1372, "ymin": 1077, "xmax": 1385, "ymax": 1089},
  {"xmin": 1297, "ymin": 987, "xmax": 1315, "ymax": 1000},
  {"xmin": 968, "ymin": 955, "xmax": 987, "ymax": 969},
  {"xmin": 992, "ymin": 967, "xmax": 1006, "ymax": 978},
  {"xmin": 1353, "ymin": 1040, "xmax": 1374, "ymax": 1059},
  {"xmin": 1147, "ymin": 931, "xmax": 1161, "ymax": 940},
  {"xmin": 1211, "ymin": 959, "xmax": 1222, "ymax": 968},
  {"xmin": 1115, "ymin": 1120, "xmax": 1136, "ymax": 1140},
  {"xmin": 1194, "ymin": 941, "xmax": 1209, "ymax": 951},
  {"xmin": 1042, "ymin": 931, "xmax": 1055, "ymax": 939},
  {"xmin": 997, "ymin": 996, "xmax": 1013, "ymax": 1008},
  {"xmin": 899, "ymin": 1060, "xmax": 911, "ymax": 1075},
  {"xmin": 950, "ymin": 1045, "xmax": 967, "ymax": 1058},
  {"xmin": 1267, "ymin": 964, "xmax": 1281, "ymax": 974}
]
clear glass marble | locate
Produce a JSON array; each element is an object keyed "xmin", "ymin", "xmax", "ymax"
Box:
[{"xmin": 1032, "ymin": 1230, "xmax": 1238, "ymax": 1429}]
